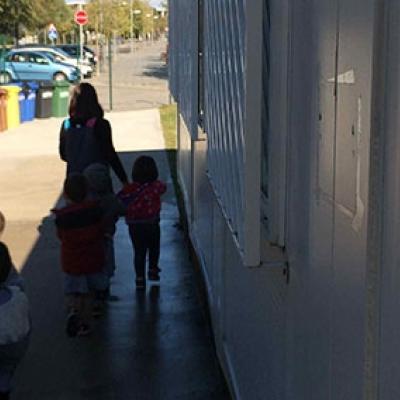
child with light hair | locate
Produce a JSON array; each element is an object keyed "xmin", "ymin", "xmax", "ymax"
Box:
[{"xmin": 84, "ymin": 163, "xmax": 125, "ymax": 313}]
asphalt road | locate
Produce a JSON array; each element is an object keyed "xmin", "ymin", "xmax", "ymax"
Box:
[{"xmin": 87, "ymin": 40, "xmax": 170, "ymax": 112}]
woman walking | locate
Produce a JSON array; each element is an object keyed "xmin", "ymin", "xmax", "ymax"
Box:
[{"xmin": 59, "ymin": 82, "xmax": 128, "ymax": 186}]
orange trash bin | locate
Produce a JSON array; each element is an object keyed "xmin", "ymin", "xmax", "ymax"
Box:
[{"xmin": 0, "ymin": 89, "xmax": 7, "ymax": 132}]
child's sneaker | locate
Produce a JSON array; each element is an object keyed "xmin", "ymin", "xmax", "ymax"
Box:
[
  {"xmin": 135, "ymin": 277, "xmax": 146, "ymax": 290},
  {"xmin": 92, "ymin": 301, "xmax": 104, "ymax": 318},
  {"xmin": 77, "ymin": 323, "xmax": 92, "ymax": 337},
  {"xmin": 148, "ymin": 266, "xmax": 161, "ymax": 282},
  {"xmin": 66, "ymin": 311, "xmax": 79, "ymax": 337}
]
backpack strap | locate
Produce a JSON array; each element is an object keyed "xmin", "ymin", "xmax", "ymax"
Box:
[
  {"xmin": 64, "ymin": 118, "xmax": 96, "ymax": 130},
  {"xmin": 63, "ymin": 118, "xmax": 71, "ymax": 130},
  {"xmin": 86, "ymin": 117, "xmax": 97, "ymax": 128}
]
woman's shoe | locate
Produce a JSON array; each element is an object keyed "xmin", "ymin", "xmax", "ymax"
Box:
[{"xmin": 135, "ymin": 277, "xmax": 146, "ymax": 290}]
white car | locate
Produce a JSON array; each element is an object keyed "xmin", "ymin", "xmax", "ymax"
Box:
[{"xmin": 14, "ymin": 46, "xmax": 93, "ymax": 78}]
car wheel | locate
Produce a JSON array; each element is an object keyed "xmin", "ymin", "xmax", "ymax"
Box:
[
  {"xmin": 53, "ymin": 72, "xmax": 67, "ymax": 81},
  {"xmin": 0, "ymin": 72, "xmax": 11, "ymax": 84}
]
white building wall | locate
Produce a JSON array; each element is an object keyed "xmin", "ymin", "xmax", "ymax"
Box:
[
  {"xmin": 169, "ymin": 0, "xmax": 390, "ymax": 399},
  {"xmin": 376, "ymin": 3, "xmax": 400, "ymax": 400},
  {"xmin": 177, "ymin": 116, "xmax": 193, "ymax": 220}
]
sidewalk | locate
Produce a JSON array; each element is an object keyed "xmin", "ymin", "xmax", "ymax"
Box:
[{"xmin": 0, "ymin": 111, "xmax": 230, "ymax": 399}]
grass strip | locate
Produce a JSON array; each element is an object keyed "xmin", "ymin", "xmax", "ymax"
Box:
[{"xmin": 159, "ymin": 104, "xmax": 187, "ymax": 230}]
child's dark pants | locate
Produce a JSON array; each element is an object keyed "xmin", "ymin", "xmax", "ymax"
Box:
[{"xmin": 128, "ymin": 222, "xmax": 160, "ymax": 278}]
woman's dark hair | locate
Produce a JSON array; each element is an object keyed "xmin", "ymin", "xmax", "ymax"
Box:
[
  {"xmin": 69, "ymin": 82, "xmax": 104, "ymax": 120},
  {"xmin": 132, "ymin": 156, "xmax": 159, "ymax": 183},
  {"xmin": 64, "ymin": 174, "xmax": 88, "ymax": 203},
  {"xmin": 0, "ymin": 242, "xmax": 12, "ymax": 284}
]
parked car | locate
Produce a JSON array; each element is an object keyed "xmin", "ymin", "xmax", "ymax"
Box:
[
  {"xmin": 0, "ymin": 50, "xmax": 78, "ymax": 83},
  {"xmin": 15, "ymin": 45, "xmax": 93, "ymax": 78},
  {"xmin": 56, "ymin": 44, "xmax": 97, "ymax": 67}
]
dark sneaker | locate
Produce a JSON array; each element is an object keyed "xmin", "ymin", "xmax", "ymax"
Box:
[
  {"xmin": 66, "ymin": 312, "xmax": 79, "ymax": 337},
  {"xmin": 77, "ymin": 323, "xmax": 92, "ymax": 337},
  {"xmin": 148, "ymin": 266, "xmax": 161, "ymax": 281},
  {"xmin": 136, "ymin": 277, "xmax": 146, "ymax": 290},
  {"xmin": 92, "ymin": 301, "xmax": 104, "ymax": 318}
]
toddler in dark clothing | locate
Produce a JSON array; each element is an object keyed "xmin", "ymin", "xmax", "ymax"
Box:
[
  {"xmin": 0, "ymin": 242, "xmax": 30, "ymax": 400},
  {"xmin": 118, "ymin": 156, "xmax": 166, "ymax": 290},
  {"xmin": 53, "ymin": 174, "xmax": 105, "ymax": 337}
]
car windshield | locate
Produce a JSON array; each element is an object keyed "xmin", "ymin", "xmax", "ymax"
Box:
[
  {"xmin": 51, "ymin": 48, "xmax": 72, "ymax": 58},
  {"xmin": 60, "ymin": 46, "xmax": 78, "ymax": 56},
  {"xmin": 42, "ymin": 52, "xmax": 55, "ymax": 62}
]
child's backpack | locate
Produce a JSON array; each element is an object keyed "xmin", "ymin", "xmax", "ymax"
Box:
[{"xmin": 63, "ymin": 118, "xmax": 105, "ymax": 175}]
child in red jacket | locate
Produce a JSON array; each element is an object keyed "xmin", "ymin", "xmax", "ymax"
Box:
[
  {"xmin": 53, "ymin": 174, "xmax": 105, "ymax": 337},
  {"xmin": 118, "ymin": 156, "xmax": 166, "ymax": 289}
]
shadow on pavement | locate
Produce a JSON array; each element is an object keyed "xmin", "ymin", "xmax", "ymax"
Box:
[{"xmin": 11, "ymin": 149, "xmax": 231, "ymax": 400}]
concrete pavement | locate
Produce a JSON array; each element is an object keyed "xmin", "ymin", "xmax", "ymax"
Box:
[{"xmin": 0, "ymin": 111, "xmax": 230, "ymax": 399}]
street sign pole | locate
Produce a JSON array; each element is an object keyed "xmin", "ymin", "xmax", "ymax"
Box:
[
  {"xmin": 108, "ymin": 36, "xmax": 113, "ymax": 111},
  {"xmin": 130, "ymin": 0, "xmax": 134, "ymax": 53},
  {"xmin": 74, "ymin": 7, "xmax": 88, "ymax": 81},
  {"xmin": 79, "ymin": 3, "xmax": 84, "ymax": 76}
]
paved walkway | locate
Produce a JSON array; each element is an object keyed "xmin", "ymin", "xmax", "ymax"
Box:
[{"xmin": 0, "ymin": 112, "xmax": 230, "ymax": 399}]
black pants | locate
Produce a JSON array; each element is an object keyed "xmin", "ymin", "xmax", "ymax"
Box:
[{"xmin": 128, "ymin": 223, "xmax": 160, "ymax": 278}]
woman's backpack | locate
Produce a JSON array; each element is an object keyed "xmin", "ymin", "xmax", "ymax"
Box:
[{"xmin": 63, "ymin": 117, "xmax": 105, "ymax": 175}]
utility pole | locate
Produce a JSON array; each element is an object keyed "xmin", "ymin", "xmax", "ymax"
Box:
[
  {"xmin": 130, "ymin": 0, "xmax": 134, "ymax": 53},
  {"xmin": 108, "ymin": 36, "xmax": 113, "ymax": 111},
  {"xmin": 78, "ymin": 3, "xmax": 84, "ymax": 66},
  {"xmin": 99, "ymin": 0, "xmax": 104, "ymax": 73}
]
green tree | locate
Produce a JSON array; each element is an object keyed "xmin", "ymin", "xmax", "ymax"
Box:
[
  {"xmin": 0, "ymin": 0, "xmax": 35, "ymax": 42},
  {"xmin": 86, "ymin": 0, "xmax": 152, "ymax": 38},
  {"xmin": 0, "ymin": 0, "xmax": 73, "ymax": 42},
  {"xmin": 31, "ymin": 0, "xmax": 74, "ymax": 38}
]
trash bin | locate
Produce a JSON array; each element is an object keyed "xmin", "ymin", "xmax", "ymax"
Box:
[
  {"xmin": 0, "ymin": 89, "xmax": 7, "ymax": 132},
  {"xmin": 25, "ymin": 81, "xmax": 38, "ymax": 121},
  {"xmin": 1, "ymin": 85, "xmax": 20, "ymax": 129},
  {"xmin": 52, "ymin": 80, "xmax": 70, "ymax": 118},
  {"xmin": 14, "ymin": 82, "xmax": 29, "ymax": 123},
  {"xmin": 35, "ymin": 81, "xmax": 54, "ymax": 119}
]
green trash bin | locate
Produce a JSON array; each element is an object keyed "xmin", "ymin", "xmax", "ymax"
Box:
[{"xmin": 52, "ymin": 81, "xmax": 70, "ymax": 117}]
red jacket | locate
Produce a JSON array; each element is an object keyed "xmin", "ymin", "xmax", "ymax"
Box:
[
  {"xmin": 118, "ymin": 180, "xmax": 166, "ymax": 224},
  {"xmin": 53, "ymin": 201, "xmax": 104, "ymax": 275}
]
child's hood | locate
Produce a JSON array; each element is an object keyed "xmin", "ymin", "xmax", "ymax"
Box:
[{"xmin": 84, "ymin": 163, "xmax": 113, "ymax": 195}]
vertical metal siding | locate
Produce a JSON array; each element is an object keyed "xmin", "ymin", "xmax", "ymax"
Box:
[
  {"xmin": 168, "ymin": 1, "xmax": 179, "ymax": 99},
  {"xmin": 204, "ymin": 0, "xmax": 262, "ymax": 265},
  {"xmin": 168, "ymin": 0, "xmax": 198, "ymax": 139},
  {"xmin": 261, "ymin": 0, "xmax": 271, "ymax": 198},
  {"xmin": 205, "ymin": 0, "xmax": 245, "ymax": 246}
]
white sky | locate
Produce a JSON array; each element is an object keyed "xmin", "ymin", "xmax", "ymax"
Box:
[{"xmin": 149, "ymin": 0, "xmax": 164, "ymax": 7}]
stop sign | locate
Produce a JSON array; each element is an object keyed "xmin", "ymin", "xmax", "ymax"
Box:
[{"xmin": 74, "ymin": 10, "xmax": 88, "ymax": 25}]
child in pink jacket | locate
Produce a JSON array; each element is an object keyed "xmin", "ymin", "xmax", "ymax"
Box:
[{"xmin": 118, "ymin": 156, "xmax": 166, "ymax": 289}]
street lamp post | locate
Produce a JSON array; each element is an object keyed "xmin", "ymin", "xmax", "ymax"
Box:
[{"xmin": 130, "ymin": 0, "xmax": 134, "ymax": 53}]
